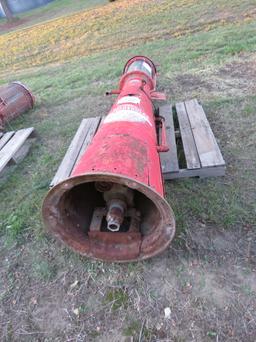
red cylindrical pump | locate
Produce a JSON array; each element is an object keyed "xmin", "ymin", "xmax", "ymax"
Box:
[
  {"xmin": 0, "ymin": 82, "xmax": 35, "ymax": 130},
  {"xmin": 42, "ymin": 56, "xmax": 175, "ymax": 262}
]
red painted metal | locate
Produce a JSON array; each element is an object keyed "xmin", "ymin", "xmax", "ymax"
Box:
[
  {"xmin": 0, "ymin": 82, "xmax": 35, "ymax": 129},
  {"xmin": 74, "ymin": 56, "xmax": 168, "ymax": 195},
  {"xmin": 42, "ymin": 56, "xmax": 175, "ymax": 262}
]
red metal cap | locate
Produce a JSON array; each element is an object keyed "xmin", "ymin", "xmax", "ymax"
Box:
[{"xmin": 12, "ymin": 81, "xmax": 35, "ymax": 108}]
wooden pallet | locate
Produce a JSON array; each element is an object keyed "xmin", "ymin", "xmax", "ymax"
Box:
[
  {"xmin": 50, "ymin": 118, "xmax": 102, "ymax": 187},
  {"xmin": 160, "ymin": 99, "xmax": 225, "ymax": 180},
  {"xmin": 0, "ymin": 127, "xmax": 36, "ymax": 177},
  {"xmin": 51, "ymin": 99, "xmax": 225, "ymax": 187}
]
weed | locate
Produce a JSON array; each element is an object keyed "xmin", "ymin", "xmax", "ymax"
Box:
[
  {"xmin": 78, "ymin": 304, "xmax": 89, "ymax": 314},
  {"xmin": 123, "ymin": 320, "xmax": 140, "ymax": 337},
  {"xmin": 89, "ymin": 330, "xmax": 101, "ymax": 338},
  {"xmin": 123, "ymin": 320, "xmax": 155, "ymax": 340},
  {"xmin": 3, "ymin": 213, "xmax": 25, "ymax": 240},
  {"xmin": 207, "ymin": 330, "xmax": 217, "ymax": 338},
  {"xmin": 103, "ymin": 288, "xmax": 129, "ymax": 311},
  {"xmin": 32, "ymin": 259, "xmax": 57, "ymax": 281}
]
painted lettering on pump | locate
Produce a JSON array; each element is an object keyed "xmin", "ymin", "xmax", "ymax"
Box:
[
  {"xmin": 117, "ymin": 96, "xmax": 141, "ymax": 105},
  {"xmin": 104, "ymin": 103, "xmax": 152, "ymax": 126}
]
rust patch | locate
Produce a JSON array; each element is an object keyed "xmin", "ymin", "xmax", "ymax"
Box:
[
  {"xmin": 42, "ymin": 173, "xmax": 175, "ymax": 262},
  {"xmin": 0, "ymin": 82, "xmax": 35, "ymax": 129}
]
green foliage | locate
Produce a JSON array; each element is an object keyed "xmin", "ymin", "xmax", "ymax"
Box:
[
  {"xmin": 123, "ymin": 321, "xmax": 141, "ymax": 337},
  {"xmin": 32, "ymin": 259, "xmax": 57, "ymax": 281},
  {"xmin": 103, "ymin": 288, "xmax": 129, "ymax": 311},
  {"xmin": 207, "ymin": 331, "xmax": 217, "ymax": 338},
  {"xmin": 3, "ymin": 213, "xmax": 25, "ymax": 240}
]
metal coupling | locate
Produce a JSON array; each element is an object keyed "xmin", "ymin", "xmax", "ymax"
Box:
[{"xmin": 106, "ymin": 199, "xmax": 126, "ymax": 232}]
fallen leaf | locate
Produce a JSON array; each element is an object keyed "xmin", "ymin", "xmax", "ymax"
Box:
[
  {"xmin": 73, "ymin": 308, "xmax": 79, "ymax": 316},
  {"xmin": 164, "ymin": 307, "xmax": 171, "ymax": 319},
  {"xmin": 70, "ymin": 280, "xmax": 79, "ymax": 289}
]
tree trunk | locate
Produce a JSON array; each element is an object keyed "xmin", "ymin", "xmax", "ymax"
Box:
[{"xmin": 0, "ymin": 0, "xmax": 13, "ymax": 21}]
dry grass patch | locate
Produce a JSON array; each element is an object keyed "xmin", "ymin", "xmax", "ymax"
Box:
[{"xmin": 0, "ymin": 0, "xmax": 255, "ymax": 72}]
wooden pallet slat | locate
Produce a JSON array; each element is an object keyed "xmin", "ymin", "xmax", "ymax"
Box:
[
  {"xmin": 76, "ymin": 117, "xmax": 101, "ymax": 165},
  {"xmin": 0, "ymin": 127, "xmax": 35, "ymax": 174},
  {"xmin": 163, "ymin": 99, "xmax": 225, "ymax": 180},
  {"xmin": 159, "ymin": 104, "xmax": 179, "ymax": 174},
  {"xmin": 176, "ymin": 102, "xmax": 201, "ymax": 169},
  {"xmin": 163, "ymin": 166, "xmax": 226, "ymax": 180},
  {"xmin": 50, "ymin": 117, "xmax": 101, "ymax": 187},
  {"xmin": 50, "ymin": 118, "xmax": 93, "ymax": 187},
  {"xmin": 12, "ymin": 141, "xmax": 33, "ymax": 164},
  {"xmin": 185, "ymin": 99, "xmax": 225, "ymax": 168},
  {"xmin": 0, "ymin": 131, "xmax": 15, "ymax": 150}
]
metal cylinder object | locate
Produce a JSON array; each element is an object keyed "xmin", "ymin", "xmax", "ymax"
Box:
[
  {"xmin": 0, "ymin": 82, "xmax": 35, "ymax": 129},
  {"xmin": 0, "ymin": 0, "xmax": 54, "ymax": 17},
  {"xmin": 106, "ymin": 199, "xmax": 126, "ymax": 232},
  {"xmin": 42, "ymin": 56, "xmax": 176, "ymax": 262}
]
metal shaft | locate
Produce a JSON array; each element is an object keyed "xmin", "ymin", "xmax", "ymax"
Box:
[{"xmin": 106, "ymin": 199, "xmax": 126, "ymax": 232}]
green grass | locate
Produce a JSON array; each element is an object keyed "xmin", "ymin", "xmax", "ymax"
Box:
[
  {"xmin": 32, "ymin": 258, "xmax": 57, "ymax": 281},
  {"xmin": 0, "ymin": 0, "xmax": 255, "ymax": 72},
  {"xmin": 103, "ymin": 288, "xmax": 129, "ymax": 311},
  {"xmin": 0, "ymin": 0, "xmax": 107, "ymax": 34}
]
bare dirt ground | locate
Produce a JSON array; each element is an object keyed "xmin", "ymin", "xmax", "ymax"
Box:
[{"xmin": 0, "ymin": 221, "xmax": 255, "ymax": 341}]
